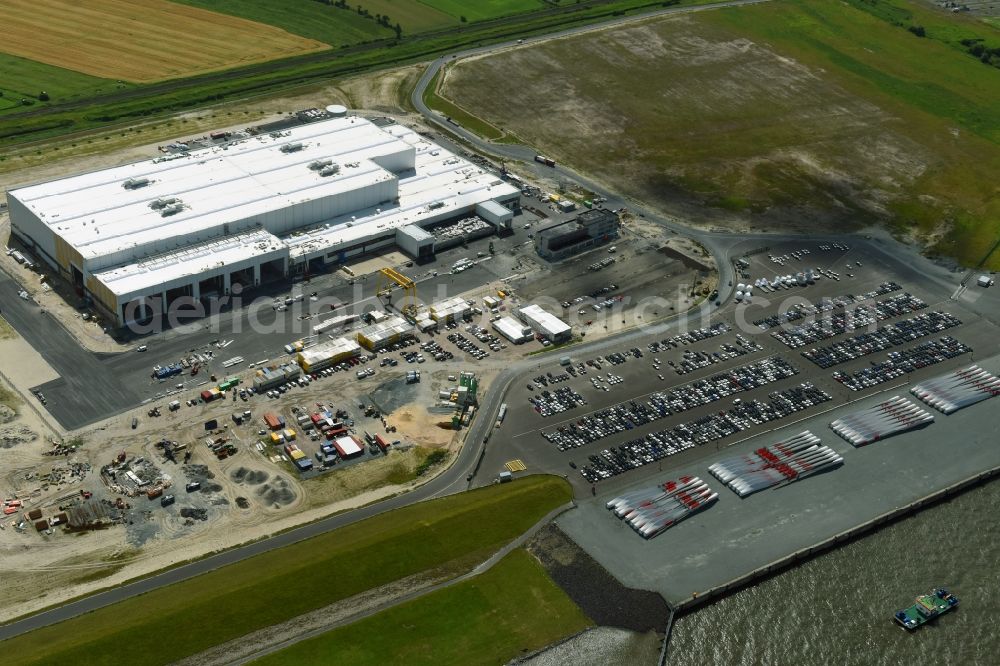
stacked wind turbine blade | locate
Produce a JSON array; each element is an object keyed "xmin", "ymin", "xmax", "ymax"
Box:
[
  {"xmin": 708, "ymin": 431, "xmax": 843, "ymax": 497},
  {"xmin": 606, "ymin": 476, "xmax": 719, "ymax": 539},
  {"xmin": 911, "ymin": 365, "xmax": 1000, "ymax": 414},
  {"xmin": 829, "ymin": 397, "xmax": 934, "ymax": 447}
]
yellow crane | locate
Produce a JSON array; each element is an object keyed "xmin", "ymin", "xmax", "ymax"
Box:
[{"xmin": 375, "ymin": 267, "xmax": 417, "ymax": 316}]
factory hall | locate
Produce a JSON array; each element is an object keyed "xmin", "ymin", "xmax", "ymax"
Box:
[{"xmin": 7, "ymin": 116, "xmax": 518, "ymax": 327}]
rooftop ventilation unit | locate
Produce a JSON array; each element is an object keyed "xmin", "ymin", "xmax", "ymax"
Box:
[
  {"xmin": 160, "ymin": 203, "xmax": 185, "ymax": 217},
  {"xmin": 122, "ymin": 177, "xmax": 150, "ymax": 190},
  {"xmin": 149, "ymin": 197, "xmax": 180, "ymax": 210},
  {"xmin": 318, "ymin": 164, "xmax": 341, "ymax": 177},
  {"xmin": 308, "ymin": 159, "xmax": 334, "ymax": 171},
  {"xmin": 281, "ymin": 142, "xmax": 304, "ymax": 153},
  {"xmin": 428, "ymin": 201, "xmax": 445, "ymax": 210}
]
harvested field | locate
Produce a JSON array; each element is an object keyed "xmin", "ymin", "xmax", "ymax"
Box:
[
  {"xmin": 443, "ymin": 0, "xmax": 1000, "ymax": 267},
  {"xmin": 0, "ymin": 0, "xmax": 329, "ymax": 83}
]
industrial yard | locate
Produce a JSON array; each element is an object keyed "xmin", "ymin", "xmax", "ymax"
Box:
[
  {"xmin": 0, "ymin": 99, "xmax": 721, "ymax": 622},
  {"xmin": 483, "ymin": 236, "xmax": 1000, "ymax": 607},
  {"xmin": 2, "ymin": 0, "xmax": 1000, "ymax": 662}
]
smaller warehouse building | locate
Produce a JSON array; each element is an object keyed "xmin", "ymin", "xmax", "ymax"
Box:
[
  {"xmin": 297, "ymin": 336, "xmax": 361, "ymax": 372},
  {"xmin": 333, "ymin": 435, "xmax": 364, "ymax": 459},
  {"xmin": 535, "ymin": 208, "xmax": 618, "ymax": 261},
  {"xmin": 475, "ymin": 201, "xmax": 514, "ymax": 230},
  {"xmin": 357, "ymin": 315, "xmax": 412, "ymax": 350},
  {"xmin": 517, "ymin": 304, "xmax": 572, "ymax": 343},
  {"xmin": 429, "ymin": 296, "xmax": 472, "ymax": 323},
  {"xmin": 395, "ymin": 225, "xmax": 435, "ymax": 262},
  {"xmin": 492, "ymin": 316, "xmax": 533, "ymax": 344},
  {"xmin": 253, "ymin": 362, "xmax": 301, "ymax": 392}
]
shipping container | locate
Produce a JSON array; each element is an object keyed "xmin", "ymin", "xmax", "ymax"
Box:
[{"xmin": 263, "ymin": 413, "xmax": 282, "ymax": 430}]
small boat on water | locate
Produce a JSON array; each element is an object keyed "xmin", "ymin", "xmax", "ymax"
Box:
[{"xmin": 894, "ymin": 588, "xmax": 959, "ymax": 630}]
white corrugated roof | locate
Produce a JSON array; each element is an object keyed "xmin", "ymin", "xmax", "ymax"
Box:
[
  {"xmin": 298, "ymin": 336, "xmax": 360, "ymax": 365},
  {"xmin": 92, "ymin": 228, "xmax": 284, "ymax": 298},
  {"xmin": 12, "ymin": 118, "xmax": 409, "ymax": 264},
  {"xmin": 519, "ymin": 304, "xmax": 571, "ymax": 337},
  {"xmin": 493, "ymin": 316, "xmax": 531, "ymax": 340}
]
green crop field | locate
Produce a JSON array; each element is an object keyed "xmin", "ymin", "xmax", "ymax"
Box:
[
  {"xmin": 0, "ymin": 52, "xmax": 126, "ymax": 116},
  {"xmin": 253, "ymin": 549, "xmax": 591, "ymax": 666},
  {"xmin": 419, "ymin": 0, "xmax": 546, "ymax": 23},
  {"xmin": 174, "ymin": 0, "xmax": 545, "ymax": 43},
  {"xmin": 173, "ymin": 0, "xmax": 393, "ymax": 46},
  {"xmin": 442, "ymin": 0, "xmax": 1000, "ymax": 267},
  {"xmin": 1, "ymin": 476, "xmax": 572, "ymax": 666}
]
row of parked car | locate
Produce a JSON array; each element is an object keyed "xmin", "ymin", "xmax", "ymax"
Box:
[
  {"xmin": 542, "ymin": 356, "xmax": 801, "ymax": 451},
  {"xmin": 752, "ymin": 281, "xmax": 902, "ymax": 330},
  {"xmin": 832, "ymin": 337, "xmax": 972, "ymax": 392},
  {"xmin": 669, "ymin": 335, "xmax": 764, "ymax": 376},
  {"xmin": 772, "ymin": 292, "xmax": 927, "ymax": 349},
  {"xmin": 803, "ymin": 311, "xmax": 963, "ymax": 369},
  {"xmin": 447, "ymin": 332, "xmax": 489, "ymax": 360},
  {"xmin": 577, "ymin": 383, "xmax": 833, "ymax": 482},
  {"xmin": 529, "ymin": 386, "xmax": 587, "ymax": 417},
  {"xmin": 646, "ymin": 323, "xmax": 730, "ymax": 353},
  {"xmin": 465, "ymin": 324, "xmax": 508, "ymax": 352}
]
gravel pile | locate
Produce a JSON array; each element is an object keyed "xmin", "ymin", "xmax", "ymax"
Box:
[
  {"xmin": 0, "ymin": 424, "xmax": 37, "ymax": 449},
  {"xmin": 256, "ymin": 476, "xmax": 296, "ymax": 506},
  {"xmin": 231, "ymin": 467, "xmax": 269, "ymax": 485},
  {"xmin": 180, "ymin": 507, "xmax": 209, "ymax": 521}
]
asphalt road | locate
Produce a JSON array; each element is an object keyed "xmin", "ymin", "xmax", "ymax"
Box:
[{"xmin": 0, "ymin": 0, "xmax": 989, "ymax": 643}]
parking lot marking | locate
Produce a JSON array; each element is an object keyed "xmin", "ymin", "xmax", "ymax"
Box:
[{"xmin": 505, "ymin": 459, "xmax": 527, "ymax": 472}]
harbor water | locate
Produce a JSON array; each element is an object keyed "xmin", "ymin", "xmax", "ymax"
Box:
[{"xmin": 668, "ymin": 479, "xmax": 1000, "ymax": 666}]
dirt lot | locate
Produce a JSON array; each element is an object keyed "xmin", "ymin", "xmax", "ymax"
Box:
[
  {"xmin": 0, "ymin": 0, "xmax": 327, "ymax": 82},
  {"xmin": 0, "ymin": 355, "xmax": 471, "ymax": 622},
  {"xmin": 440, "ymin": 9, "xmax": 1000, "ymax": 261}
]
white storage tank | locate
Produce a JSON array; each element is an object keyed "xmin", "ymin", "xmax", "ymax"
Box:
[
  {"xmin": 734, "ymin": 290, "xmax": 744, "ymax": 302},
  {"xmin": 325, "ymin": 104, "xmax": 348, "ymax": 118}
]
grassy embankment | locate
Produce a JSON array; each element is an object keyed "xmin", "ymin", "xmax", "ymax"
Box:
[
  {"xmin": 1, "ymin": 475, "xmax": 572, "ymax": 666},
  {"xmin": 440, "ymin": 0, "xmax": 1000, "ymax": 268},
  {"xmin": 422, "ymin": 69, "xmax": 506, "ymax": 140},
  {"xmin": 0, "ymin": 0, "xmax": 715, "ymax": 147},
  {"xmin": 253, "ymin": 549, "xmax": 591, "ymax": 666}
]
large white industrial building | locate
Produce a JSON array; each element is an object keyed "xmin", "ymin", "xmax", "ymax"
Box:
[{"xmin": 7, "ymin": 115, "xmax": 518, "ymax": 327}]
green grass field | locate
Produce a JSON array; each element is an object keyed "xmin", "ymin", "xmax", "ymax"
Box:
[
  {"xmin": 704, "ymin": 0, "xmax": 1000, "ymax": 265},
  {"xmin": 442, "ymin": 0, "xmax": 1000, "ymax": 268},
  {"xmin": 0, "ymin": 52, "xmax": 125, "ymax": 116},
  {"xmin": 174, "ymin": 0, "xmax": 546, "ymax": 44},
  {"xmin": 1, "ymin": 476, "xmax": 571, "ymax": 666},
  {"xmin": 252, "ymin": 549, "xmax": 591, "ymax": 666},
  {"xmin": 419, "ymin": 0, "xmax": 545, "ymax": 23},
  {"xmin": 173, "ymin": 0, "xmax": 392, "ymax": 46}
]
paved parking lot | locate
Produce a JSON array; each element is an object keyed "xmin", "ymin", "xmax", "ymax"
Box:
[
  {"xmin": 556, "ymin": 351, "xmax": 1000, "ymax": 606},
  {"xmin": 2, "ymin": 214, "xmax": 543, "ymax": 430},
  {"xmin": 483, "ymin": 240, "xmax": 999, "ymax": 493}
]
